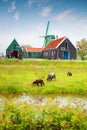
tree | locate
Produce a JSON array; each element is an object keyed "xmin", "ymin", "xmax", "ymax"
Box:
[
  {"xmin": 76, "ymin": 38, "xmax": 87, "ymax": 59},
  {"xmin": 21, "ymin": 44, "xmax": 32, "ymax": 58}
]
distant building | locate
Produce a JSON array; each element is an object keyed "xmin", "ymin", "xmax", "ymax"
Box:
[
  {"xmin": 42, "ymin": 36, "xmax": 76, "ymax": 60},
  {"xmin": 25, "ymin": 47, "xmax": 43, "ymax": 58},
  {"xmin": 6, "ymin": 39, "xmax": 23, "ymax": 59}
]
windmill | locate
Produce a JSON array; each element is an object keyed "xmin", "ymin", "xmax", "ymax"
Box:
[{"xmin": 42, "ymin": 21, "xmax": 55, "ymax": 47}]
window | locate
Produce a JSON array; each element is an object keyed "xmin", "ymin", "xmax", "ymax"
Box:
[
  {"xmin": 13, "ymin": 43, "xmax": 17, "ymax": 50},
  {"xmin": 65, "ymin": 42, "xmax": 68, "ymax": 50},
  {"xmin": 61, "ymin": 47, "xmax": 65, "ymax": 50},
  {"xmin": 52, "ymin": 51, "xmax": 53, "ymax": 56},
  {"xmin": 43, "ymin": 51, "xmax": 48, "ymax": 56}
]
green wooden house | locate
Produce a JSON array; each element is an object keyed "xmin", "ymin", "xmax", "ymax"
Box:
[
  {"xmin": 25, "ymin": 47, "xmax": 43, "ymax": 58},
  {"xmin": 6, "ymin": 39, "xmax": 23, "ymax": 59}
]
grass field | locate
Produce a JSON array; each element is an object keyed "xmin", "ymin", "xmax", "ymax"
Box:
[
  {"xmin": 0, "ymin": 59, "xmax": 87, "ymax": 129},
  {"xmin": 0, "ymin": 58, "xmax": 87, "ymax": 96}
]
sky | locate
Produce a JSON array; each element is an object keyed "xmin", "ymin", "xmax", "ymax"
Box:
[{"xmin": 0, "ymin": 0, "xmax": 87, "ymax": 55}]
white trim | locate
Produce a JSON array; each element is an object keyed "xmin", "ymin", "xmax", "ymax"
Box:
[
  {"xmin": 67, "ymin": 37, "xmax": 77, "ymax": 49},
  {"xmin": 56, "ymin": 37, "xmax": 66, "ymax": 49},
  {"xmin": 56, "ymin": 37, "xmax": 76, "ymax": 49}
]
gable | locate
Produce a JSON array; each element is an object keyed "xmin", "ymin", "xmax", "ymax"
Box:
[
  {"xmin": 6, "ymin": 39, "xmax": 22, "ymax": 51},
  {"xmin": 57, "ymin": 38, "xmax": 76, "ymax": 49},
  {"xmin": 44, "ymin": 37, "xmax": 65, "ymax": 50}
]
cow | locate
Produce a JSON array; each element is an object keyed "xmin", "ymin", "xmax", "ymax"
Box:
[
  {"xmin": 33, "ymin": 79, "xmax": 44, "ymax": 86},
  {"xmin": 67, "ymin": 71, "xmax": 72, "ymax": 76},
  {"xmin": 47, "ymin": 72, "xmax": 56, "ymax": 81}
]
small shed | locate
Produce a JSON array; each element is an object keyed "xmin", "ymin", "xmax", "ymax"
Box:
[
  {"xmin": 42, "ymin": 36, "xmax": 76, "ymax": 60},
  {"xmin": 25, "ymin": 47, "xmax": 43, "ymax": 58},
  {"xmin": 6, "ymin": 39, "xmax": 23, "ymax": 59}
]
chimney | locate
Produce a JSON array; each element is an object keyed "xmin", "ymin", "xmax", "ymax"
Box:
[{"xmin": 56, "ymin": 35, "xmax": 58, "ymax": 39}]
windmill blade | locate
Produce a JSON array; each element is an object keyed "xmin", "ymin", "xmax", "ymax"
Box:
[
  {"xmin": 45, "ymin": 21, "xmax": 50, "ymax": 36},
  {"xmin": 43, "ymin": 21, "xmax": 50, "ymax": 47},
  {"xmin": 39, "ymin": 21, "xmax": 50, "ymax": 47}
]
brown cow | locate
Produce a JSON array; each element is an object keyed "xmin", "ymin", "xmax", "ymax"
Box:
[
  {"xmin": 67, "ymin": 71, "xmax": 72, "ymax": 76},
  {"xmin": 33, "ymin": 79, "xmax": 44, "ymax": 86}
]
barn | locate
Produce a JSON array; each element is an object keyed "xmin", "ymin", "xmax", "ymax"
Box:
[
  {"xmin": 6, "ymin": 39, "xmax": 23, "ymax": 59},
  {"xmin": 25, "ymin": 47, "xmax": 43, "ymax": 58},
  {"xmin": 42, "ymin": 36, "xmax": 76, "ymax": 60}
]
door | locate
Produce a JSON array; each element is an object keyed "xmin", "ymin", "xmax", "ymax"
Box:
[
  {"xmin": 13, "ymin": 50, "xmax": 18, "ymax": 58},
  {"xmin": 63, "ymin": 51, "xmax": 70, "ymax": 59}
]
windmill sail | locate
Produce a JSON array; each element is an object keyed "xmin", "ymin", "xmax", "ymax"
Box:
[
  {"xmin": 42, "ymin": 21, "xmax": 55, "ymax": 47},
  {"xmin": 43, "ymin": 21, "xmax": 50, "ymax": 47}
]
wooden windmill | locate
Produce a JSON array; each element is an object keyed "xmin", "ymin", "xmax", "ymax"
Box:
[{"xmin": 42, "ymin": 21, "xmax": 55, "ymax": 47}]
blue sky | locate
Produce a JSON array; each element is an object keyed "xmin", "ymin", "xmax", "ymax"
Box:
[{"xmin": 0, "ymin": 0, "xmax": 87, "ymax": 55}]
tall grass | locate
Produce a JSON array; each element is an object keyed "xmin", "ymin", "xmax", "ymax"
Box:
[
  {"xmin": 0, "ymin": 99, "xmax": 87, "ymax": 130},
  {"xmin": 0, "ymin": 59, "xmax": 87, "ymax": 96}
]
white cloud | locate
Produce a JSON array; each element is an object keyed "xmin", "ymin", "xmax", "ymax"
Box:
[
  {"xmin": 27, "ymin": 0, "xmax": 35, "ymax": 8},
  {"xmin": 54, "ymin": 9, "xmax": 75, "ymax": 22},
  {"xmin": 14, "ymin": 12, "xmax": 19, "ymax": 20},
  {"xmin": 76, "ymin": 19, "xmax": 87, "ymax": 30},
  {"xmin": 8, "ymin": 1, "xmax": 16, "ymax": 13},
  {"xmin": 40, "ymin": 6, "xmax": 52, "ymax": 17},
  {"xmin": 82, "ymin": 25, "xmax": 87, "ymax": 30},
  {"xmin": 53, "ymin": 9, "xmax": 87, "ymax": 33}
]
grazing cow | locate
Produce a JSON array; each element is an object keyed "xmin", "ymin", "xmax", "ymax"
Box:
[
  {"xmin": 33, "ymin": 79, "xmax": 44, "ymax": 86},
  {"xmin": 67, "ymin": 71, "xmax": 72, "ymax": 76},
  {"xmin": 47, "ymin": 72, "xmax": 56, "ymax": 81}
]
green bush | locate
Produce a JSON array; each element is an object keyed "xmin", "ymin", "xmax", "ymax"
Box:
[{"xmin": 0, "ymin": 100, "xmax": 87, "ymax": 130}]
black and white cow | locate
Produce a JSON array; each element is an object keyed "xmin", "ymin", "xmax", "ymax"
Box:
[{"xmin": 47, "ymin": 72, "xmax": 56, "ymax": 81}]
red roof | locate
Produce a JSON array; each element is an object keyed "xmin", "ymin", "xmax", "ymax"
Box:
[
  {"xmin": 44, "ymin": 37, "xmax": 66, "ymax": 50},
  {"xmin": 26, "ymin": 48, "xmax": 43, "ymax": 52}
]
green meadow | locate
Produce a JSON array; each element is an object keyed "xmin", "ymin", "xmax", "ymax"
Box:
[{"xmin": 0, "ymin": 58, "xmax": 87, "ymax": 96}]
